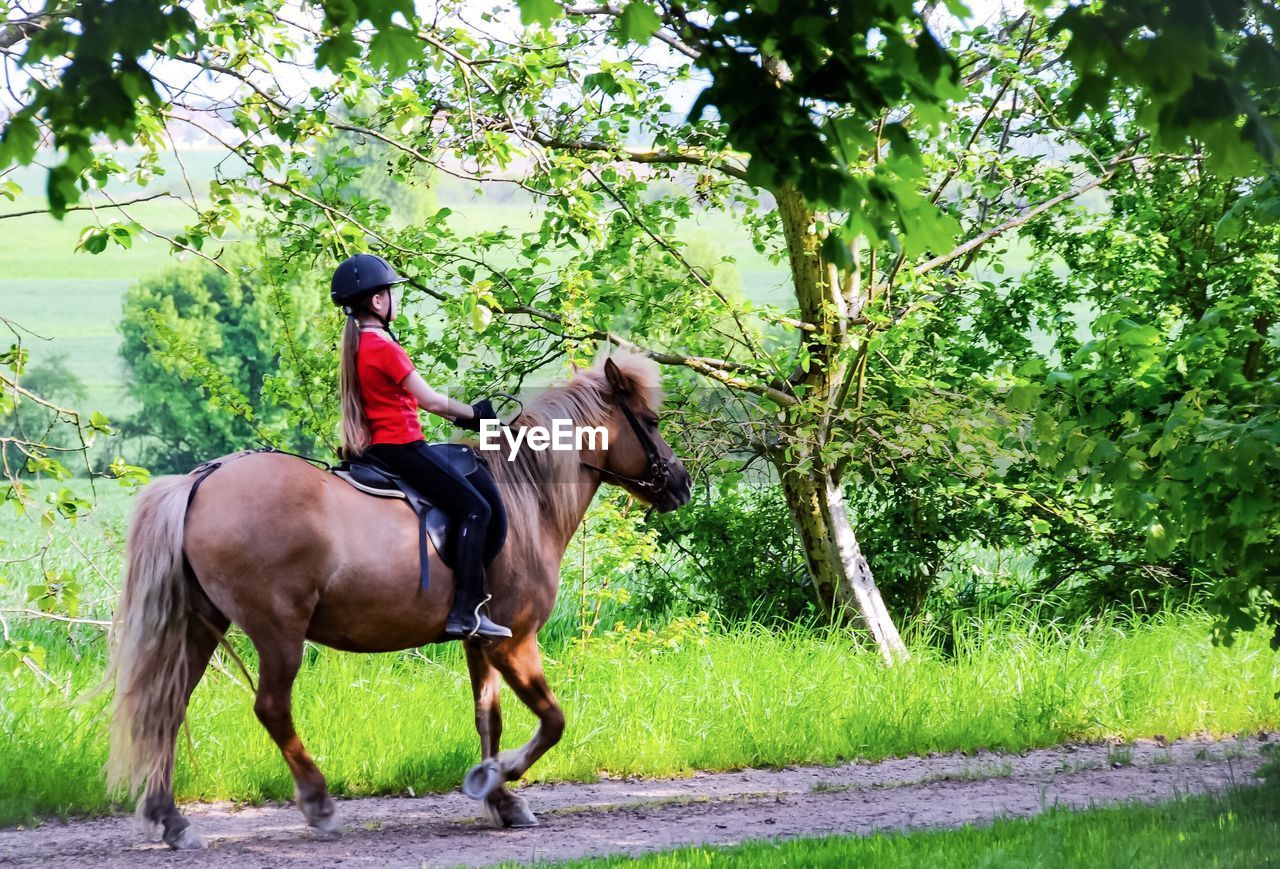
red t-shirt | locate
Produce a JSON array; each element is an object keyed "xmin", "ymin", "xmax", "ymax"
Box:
[{"xmin": 356, "ymin": 330, "xmax": 425, "ymax": 445}]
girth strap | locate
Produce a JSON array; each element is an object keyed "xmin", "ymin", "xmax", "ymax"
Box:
[{"xmin": 418, "ymin": 504, "xmax": 431, "ymax": 592}]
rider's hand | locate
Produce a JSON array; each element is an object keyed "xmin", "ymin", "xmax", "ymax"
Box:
[{"xmin": 456, "ymin": 398, "xmax": 497, "ymax": 432}]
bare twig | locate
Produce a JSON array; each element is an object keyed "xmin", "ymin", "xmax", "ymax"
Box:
[
  {"xmin": 0, "ymin": 191, "xmax": 175, "ymax": 221},
  {"xmin": 0, "ymin": 608, "xmax": 111, "ymax": 628}
]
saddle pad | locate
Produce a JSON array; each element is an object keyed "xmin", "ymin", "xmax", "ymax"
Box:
[{"xmin": 333, "ymin": 469, "xmax": 407, "ymax": 499}]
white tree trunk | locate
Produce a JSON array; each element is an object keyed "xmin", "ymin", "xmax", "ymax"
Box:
[
  {"xmin": 821, "ymin": 475, "xmax": 907, "ymax": 663},
  {"xmin": 781, "ymin": 465, "xmax": 909, "ymax": 664}
]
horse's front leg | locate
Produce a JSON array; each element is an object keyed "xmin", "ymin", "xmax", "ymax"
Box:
[
  {"xmin": 464, "ymin": 640, "xmax": 503, "ymax": 756},
  {"xmin": 464, "ymin": 640, "xmax": 529, "ymax": 827},
  {"xmin": 462, "ymin": 634, "xmax": 563, "ymax": 827}
]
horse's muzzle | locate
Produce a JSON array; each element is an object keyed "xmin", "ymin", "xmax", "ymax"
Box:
[{"xmin": 655, "ymin": 464, "xmax": 693, "ymax": 512}]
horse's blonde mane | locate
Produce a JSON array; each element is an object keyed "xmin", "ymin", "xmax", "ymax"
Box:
[{"xmin": 483, "ymin": 350, "xmax": 662, "ymax": 568}]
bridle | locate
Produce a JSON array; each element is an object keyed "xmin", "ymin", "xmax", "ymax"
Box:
[{"xmin": 579, "ymin": 396, "xmax": 671, "ymax": 497}]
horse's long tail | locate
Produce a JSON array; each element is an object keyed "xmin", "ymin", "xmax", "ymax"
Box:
[{"xmin": 104, "ymin": 473, "xmax": 198, "ymax": 800}]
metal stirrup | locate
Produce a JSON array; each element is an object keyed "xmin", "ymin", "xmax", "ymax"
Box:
[{"xmin": 467, "ymin": 594, "xmax": 493, "ymax": 639}]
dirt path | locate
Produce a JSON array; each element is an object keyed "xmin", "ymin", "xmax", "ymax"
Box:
[{"xmin": 1, "ymin": 734, "xmax": 1271, "ymax": 868}]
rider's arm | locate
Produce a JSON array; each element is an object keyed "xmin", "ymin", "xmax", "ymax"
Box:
[{"xmin": 402, "ymin": 371, "xmax": 475, "ymax": 423}]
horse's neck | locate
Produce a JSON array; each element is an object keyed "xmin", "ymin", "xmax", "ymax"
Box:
[
  {"xmin": 555, "ymin": 471, "xmax": 602, "ymax": 557},
  {"xmin": 497, "ymin": 409, "xmax": 610, "ymax": 561},
  {"xmin": 536, "ymin": 408, "xmax": 616, "ymax": 555},
  {"xmin": 544, "ymin": 446, "xmax": 604, "ymax": 557}
]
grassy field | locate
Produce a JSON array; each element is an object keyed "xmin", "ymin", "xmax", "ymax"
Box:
[
  {"xmin": 3, "ymin": 607, "xmax": 1276, "ymax": 826},
  {"xmin": 547, "ymin": 781, "xmax": 1280, "ymax": 868},
  {"xmin": 5, "ymin": 609, "xmax": 1278, "ymax": 825}
]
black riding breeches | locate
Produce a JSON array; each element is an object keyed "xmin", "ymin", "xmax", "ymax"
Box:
[{"xmin": 366, "ymin": 440, "xmax": 495, "ymax": 600}]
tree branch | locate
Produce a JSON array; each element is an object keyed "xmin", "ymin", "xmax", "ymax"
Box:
[
  {"xmin": 913, "ymin": 145, "xmax": 1137, "ymax": 277},
  {"xmin": 562, "ymin": 4, "xmax": 702, "ymax": 59},
  {"xmin": 0, "ymin": 191, "xmax": 175, "ymax": 221},
  {"xmin": 492, "ymin": 298, "xmax": 795, "ymax": 403},
  {"xmin": 531, "ymin": 132, "xmax": 749, "ymax": 181},
  {"xmin": 0, "ymin": 10, "xmax": 57, "ymax": 51},
  {"xmin": 0, "ymin": 608, "xmax": 109, "ymax": 628}
]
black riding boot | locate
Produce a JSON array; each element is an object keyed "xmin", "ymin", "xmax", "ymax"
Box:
[
  {"xmin": 443, "ymin": 512, "xmax": 511, "ymax": 640},
  {"xmin": 443, "ymin": 576, "xmax": 511, "ymax": 640}
]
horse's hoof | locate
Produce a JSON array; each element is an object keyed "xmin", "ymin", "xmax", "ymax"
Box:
[
  {"xmin": 168, "ymin": 827, "xmax": 207, "ymax": 851},
  {"xmin": 501, "ymin": 799, "xmax": 539, "ymax": 829},
  {"xmin": 308, "ymin": 812, "xmax": 343, "ymax": 841},
  {"xmin": 463, "ymin": 760, "xmax": 502, "ymax": 801}
]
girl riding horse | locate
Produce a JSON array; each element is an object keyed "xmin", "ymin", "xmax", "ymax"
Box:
[
  {"xmin": 103, "ymin": 258, "xmax": 693, "ymax": 848},
  {"xmin": 331, "ymin": 253, "xmax": 509, "ymax": 639}
]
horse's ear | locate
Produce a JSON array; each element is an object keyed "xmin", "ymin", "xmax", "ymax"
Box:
[
  {"xmin": 603, "ymin": 356, "xmax": 630, "ymax": 396},
  {"xmin": 570, "ymin": 360, "xmax": 582, "ymax": 375}
]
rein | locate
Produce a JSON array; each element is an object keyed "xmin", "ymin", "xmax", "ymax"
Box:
[{"xmin": 578, "ymin": 398, "xmax": 670, "ymax": 497}]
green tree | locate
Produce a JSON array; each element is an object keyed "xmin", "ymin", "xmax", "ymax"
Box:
[
  {"xmin": 119, "ymin": 246, "xmax": 320, "ymax": 472},
  {"xmin": 3, "ymin": 0, "xmax": 1278, "ymax": 659},
  {"xmin": 1012, "ymin": 156, "xmax": 1280, "ymax": 643},
  {"xmin": 235, "ymin": 9, "xmax": 1116, "ymax": 661}
]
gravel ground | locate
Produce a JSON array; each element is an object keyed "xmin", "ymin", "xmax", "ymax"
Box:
[{"xmin": 0, "ymin": 733, "xmax": 1270, "ymax": 868}]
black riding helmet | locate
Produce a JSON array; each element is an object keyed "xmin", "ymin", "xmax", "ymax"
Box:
[{"xmin": 330, "ymin": 253, "xmax": 408, "ymax": 311}]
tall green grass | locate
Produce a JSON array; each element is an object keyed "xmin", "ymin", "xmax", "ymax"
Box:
[{"xmin": 0, "ymin": 609, "xmax": 1276, "ymax": 826}]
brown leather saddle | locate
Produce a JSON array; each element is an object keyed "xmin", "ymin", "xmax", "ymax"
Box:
[{"xmin": 332, "ymin": 444, "xmax": 507, "ymax": 591}]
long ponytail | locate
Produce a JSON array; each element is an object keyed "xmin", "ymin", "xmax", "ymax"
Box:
[{"xmin": 339, "ymin": 316, "xmax": 371, "ymax": 458}]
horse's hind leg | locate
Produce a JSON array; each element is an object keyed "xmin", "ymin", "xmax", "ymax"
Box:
[
  {"xmin": 250, "ymin": 636, "xmax": 340, "ymax": 839},
  {"xmin": 463, "ymin": 635, "xmax": 563, "ymax": 827},
  {"xmin": 141, "ymin": 609, "xmax": 227, "ymax": 850}
]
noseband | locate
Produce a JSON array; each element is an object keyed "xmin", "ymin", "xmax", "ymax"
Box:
[{"xmin": 579, "ymin": 397, "xmax": 670, "ymax": 497}]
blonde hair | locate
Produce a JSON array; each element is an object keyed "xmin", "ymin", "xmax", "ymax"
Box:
[{"xmin": 339, "ymin": 316, "xmax": 371, "ymax": 458}]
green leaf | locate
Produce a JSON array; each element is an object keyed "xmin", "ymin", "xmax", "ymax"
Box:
[
  {"xmin": 0, "ymin": 114, "xmax": 40, "ymax": 166},
  {"xmin": 109, "ymin": 457, "xmax": 151, "ymax": 489},
  {"xmin": 369, "ymin": 25, "xmax": 419, "ymax": 77},
  {"xmin": 75, "ymin": 228, "xmax": 109, "ymax": 255},
  {"xmin": 618, "ymin": 2, "xmax": 661, "ymax": 42},
  {"xmin": 517, "ymin": 0, "xmax": 563, "ymax": 26},
  {"xmin": 316, "ymin": 31, "xmax": 360, "ymax": 71},
  {"xmin": 584, "ymin": 72, "xmax": 622, "ymax": 96},
  {"xmin": 1116, "ymin": 321, "xmax": 1161, "ymax": 347},
  {"xmin": 0, "ymin": 344, "xmax": 28, "ymax": 374},
  {"xmin": 1006, "ymin": 385, "xmax": 1040, "ymax": 413},
  {"xmin": 820, "ymin": 231, "xmax": 854, "ymax": 273},
  {"xmin": 1145, "ymin": 519, "xmax": 1176, "ymax": 558},
  {"xmin": 470, "ymin": 303, "xmax": 493, "ymax": 333}
]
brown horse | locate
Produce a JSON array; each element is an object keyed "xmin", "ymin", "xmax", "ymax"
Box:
[{"xmin": 104, "ymin": 351, "xmax": 691, "ymax": 850}]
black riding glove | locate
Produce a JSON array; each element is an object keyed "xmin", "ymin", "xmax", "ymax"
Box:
[{"xmin": 456, "ymin": 398, "xmax": 498, "ymax": 432}]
